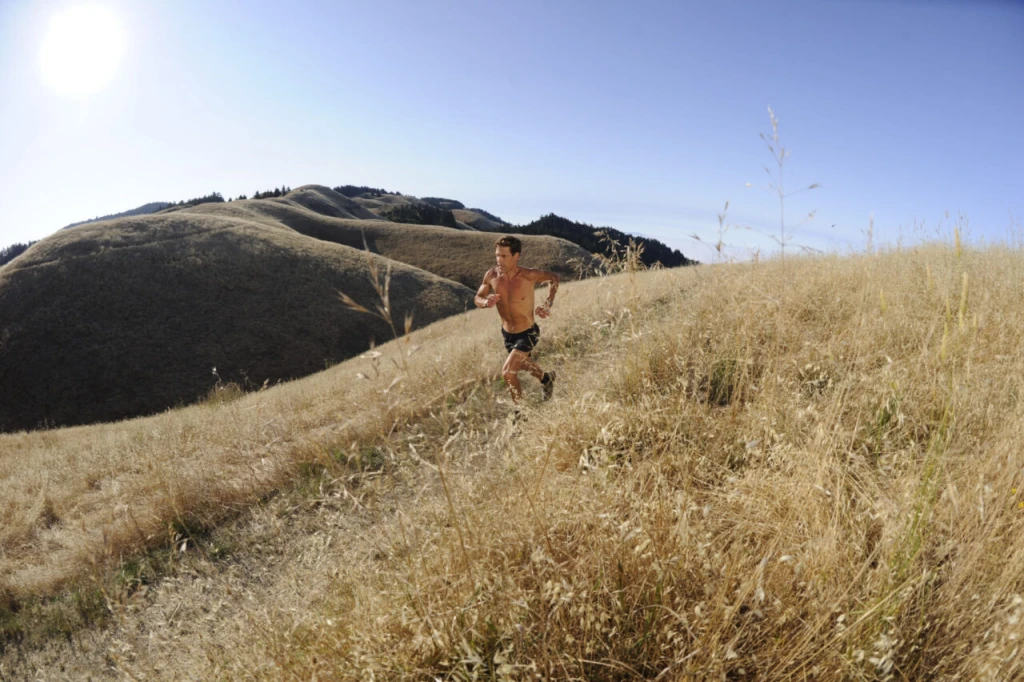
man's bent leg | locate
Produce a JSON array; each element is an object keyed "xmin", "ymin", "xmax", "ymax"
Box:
[
  {"xmin": 502, "ymin": 349, "xmax": 529, "ymax": 403},
  {"xmin": 520, "ymin": 355, "xmax": 545, "ymax": 382},
  {"xmin": 521, "ymin": 355, "xmax": 555, "ymax": 401}
]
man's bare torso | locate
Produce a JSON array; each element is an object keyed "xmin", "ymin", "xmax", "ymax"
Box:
[{"xmin": 486, "ymin": 267, "xmax": 539, "ymax": 333}]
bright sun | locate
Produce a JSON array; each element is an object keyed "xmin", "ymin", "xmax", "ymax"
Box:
[{"xmin": 39, "ymin": 4, "xmax": 126, "ymax": 98}]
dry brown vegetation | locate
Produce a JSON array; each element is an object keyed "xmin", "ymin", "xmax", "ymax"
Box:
[{"xmin": 5, "ymin": 238, "xmax": 1024, "ymax": 680}]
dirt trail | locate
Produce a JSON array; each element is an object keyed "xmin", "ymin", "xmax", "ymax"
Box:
[
  {"xmin": 2, "ymin": 456, "xmax": 419, "ymax": 679},
  {"xmin": 1, "ymin": 401, "xmax": 522, "ymax": 680}
]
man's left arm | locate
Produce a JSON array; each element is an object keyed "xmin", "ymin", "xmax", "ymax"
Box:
[{"xmin": 533, "ymin": 269, "xmax": 560, "ymax": 319}]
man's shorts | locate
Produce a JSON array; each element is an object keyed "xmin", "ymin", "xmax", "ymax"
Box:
[{"xmin": 502, "ymin": 324, "xmax": 540, "ymax": 354}]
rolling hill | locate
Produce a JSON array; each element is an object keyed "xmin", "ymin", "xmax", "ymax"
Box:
[
  {"xmin": 0, "ymin": 210, "xmax": 474, "ymax": 432},
  {"xmin": 186, "ymin": 186, "xmax": 594, "ymax": 288}
]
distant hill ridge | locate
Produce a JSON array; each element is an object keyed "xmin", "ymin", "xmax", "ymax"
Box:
[
  {"xmin": 0, "ymin": 198, "xmax": 224, "ymax": 269},
  {"xmin": 3, "ymin": 183, "xmax": 693, "ymax": 270},
  {"xmin": 186, "ymin": 186, "xmax": 591, "ymax": 288}
]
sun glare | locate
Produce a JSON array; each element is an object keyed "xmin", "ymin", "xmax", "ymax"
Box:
[{"xmin": 39, "ymin": 4, "xmax": 126, "ymax": 98}]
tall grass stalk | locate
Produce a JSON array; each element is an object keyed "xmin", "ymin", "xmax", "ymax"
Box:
[{"xmin": 749, "ymin": 106, "xmax": 820, "ymax": 260}]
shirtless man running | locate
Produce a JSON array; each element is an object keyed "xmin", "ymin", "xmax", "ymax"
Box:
[{"xmin": 474, "ymin": 236, "xmax": 560, "ymax": 405}]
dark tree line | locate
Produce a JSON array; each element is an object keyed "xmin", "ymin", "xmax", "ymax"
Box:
[
  {"xmin": 380, "ymin": 203, "xmax": 458, "ymax": 228},
  {"xmin": 333, "ymin": 184, "xmax": 400, "ymax": 198},
  {"xmin": 420, "ymin": 197, "xmax": 465, "ymax": 211},
  {"xmin": 502, "ymin": 214, "xmax": 694, "ymax": 268},
  {"xmin": 248, "ymin": 186, "xmax": 292, "ymax": 200},
  {"xmin": 165, "ymin": 192, "xmax": 226, "ymax": 210},
  {"xmin": 0, "ymin": 241, "xmax": 35, "ymax": 268}
]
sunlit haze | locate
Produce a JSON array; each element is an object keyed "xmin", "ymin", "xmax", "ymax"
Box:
[
  {"xmin": 1, "ymin": 0, "xmax": 1021, "ymax": 261},
  {"xmin": 39, "ymin": 4, "xmax": 125, "ymax": 98}
]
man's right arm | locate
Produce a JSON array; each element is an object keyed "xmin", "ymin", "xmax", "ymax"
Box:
[{"xmin": 474, "ymin": 269, "xmax": 498, "ymax": 308}]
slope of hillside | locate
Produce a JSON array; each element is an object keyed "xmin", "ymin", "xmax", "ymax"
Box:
[
  {"xmin": 0, "ymin": 212, "xmax": 473, "ymax": 432},
  {"xmin": 5, "ymin": 243, "xmax": 1024, "ymax": 680},
  {"xmin": 189, "ymin": 187, "xmax": 594, "ymax": 288},
  {"xmin": 452, "ymin": 208, "xmax": 505, "ymax": 231},
  {"xmin": 283, "ymin": 185, "xmax": 381, "ymax": 220},
  {"xmin": 61, "ymin": 201, "xmax": 173, "ymax": 230},
  {"xmin": 349, "ymin": 192, "xmax": 416, "ymax": 210}
]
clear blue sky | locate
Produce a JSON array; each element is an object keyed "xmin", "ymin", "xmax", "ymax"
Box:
[{"xmin": 1, "ymin": 0, "xmax": 1021, "ymax": 261}]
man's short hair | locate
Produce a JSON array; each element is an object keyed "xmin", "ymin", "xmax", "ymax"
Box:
[{"xmin": 495, "ymin": 235, "xmax": 522, "ymax": 255}]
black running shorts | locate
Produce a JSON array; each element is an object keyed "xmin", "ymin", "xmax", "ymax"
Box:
[{"xmin": 502, "ymin": 324, "xmax": 540, "ymax": 354}]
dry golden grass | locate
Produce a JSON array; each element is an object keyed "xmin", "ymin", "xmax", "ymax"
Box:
[{"xmin": 6, "ymin": 240, "xmax": 1024, "ymax": 680}]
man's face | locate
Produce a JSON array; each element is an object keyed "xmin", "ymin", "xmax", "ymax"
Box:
[{"xmin": 495, "ymin": 246, "xmax": 519, "ymax": 272}]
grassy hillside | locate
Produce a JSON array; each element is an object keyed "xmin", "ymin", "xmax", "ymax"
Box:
[
  {"xmin": 6, "ymin": 241, "xmax": 1024, "ymax": 679},
  {"xmin": 285, "ymin": 185, "xmax": 381, "ymax": 220},
  {"xmin": 191, "ymin": 187, "xmax": 593, "ymax": 288},
  {"xmin": 452, "ymin": 208, "xmax": 506, "ymax": 231},
  {"xmin": 0, "ymin": 211, "xmax": 473, "ymax": 432}
]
